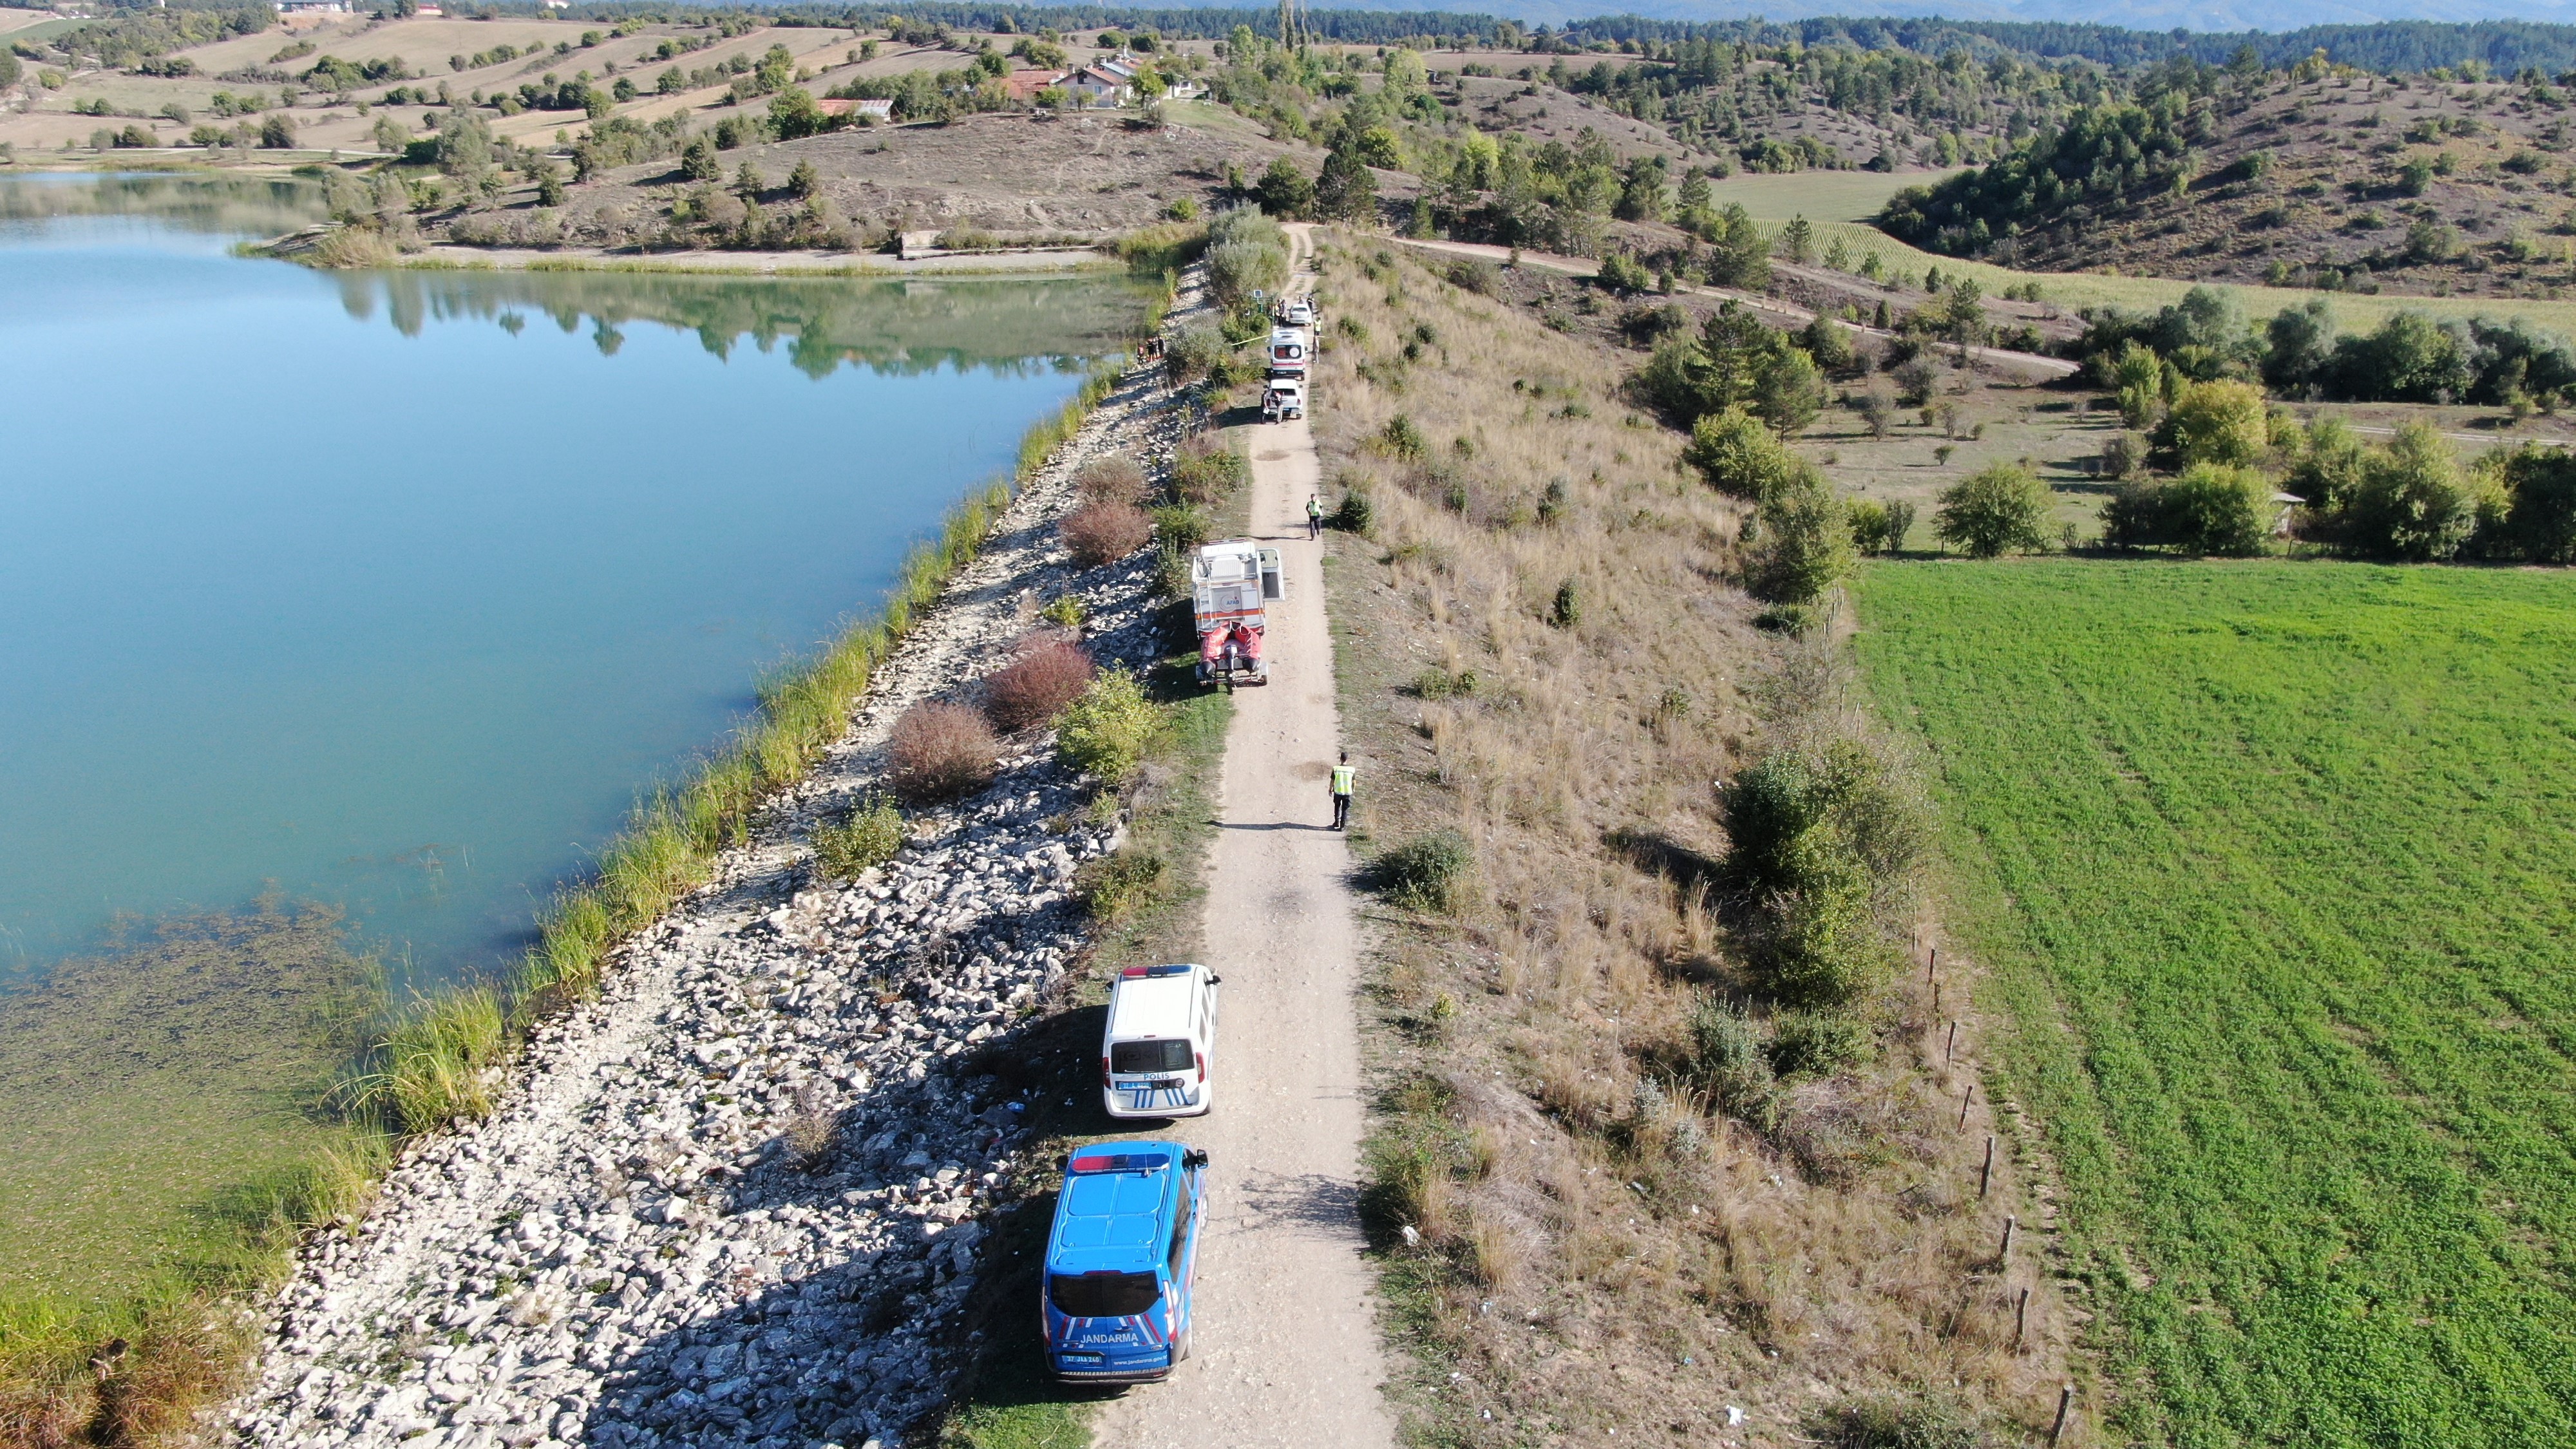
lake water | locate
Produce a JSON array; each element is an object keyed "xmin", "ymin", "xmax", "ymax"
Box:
[{"xmin": 0, "ymin": 175, "xmax": 1148, "ymax": 1297}]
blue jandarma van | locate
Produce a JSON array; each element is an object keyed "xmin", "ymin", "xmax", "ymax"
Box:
[{"xmin": 1042, "ymin": 1142, "xmax": 1209, "ymax": 1382}]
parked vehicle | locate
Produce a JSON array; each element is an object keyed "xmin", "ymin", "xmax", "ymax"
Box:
[
  {"xmin": 1278, "ymin": 298, "xmax": 1315, "ymax": 328},
  {"xmin": 1191, "ymin": 540, "xmax": 1282, "ymax": 688},
  {"xmin": 1042, "ymin": 1142, "xmax": 1211, "ymax": 1383},
  {"xmin": 1101, "ymin": 963, "xmax": 1221, "ymax": 1118},
  {"xmin": 1266, "ymin": 327, "xmax": 1308, "ymax": 375},
  {"xmin": 1262, "ymin": 379, "xmax": 1305, "ymax": 422}
]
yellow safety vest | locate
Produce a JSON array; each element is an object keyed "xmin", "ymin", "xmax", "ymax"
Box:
[{"xmin": 1331, "ymin": 765, "xmax": 1355, "ymax": 795}]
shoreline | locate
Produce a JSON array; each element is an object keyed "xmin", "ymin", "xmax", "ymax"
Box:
[{"xmin": 227, "ymin": 292, "xmax": 1204, "ymax": 1447}]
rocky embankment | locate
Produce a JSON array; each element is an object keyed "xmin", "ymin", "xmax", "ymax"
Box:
[{"xmin": 230, "ymin": 330, "xmax": 1198, "ymax": 1449}]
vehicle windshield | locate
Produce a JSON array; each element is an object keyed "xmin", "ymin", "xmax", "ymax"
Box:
[
  {"xmin": 1049, "ymin": 1270, "xmax": 1162, "ymax": 1318},
  {"xmin": 1110, "ymin": 1038, "xmax": 1195, "ymax": 1074}
]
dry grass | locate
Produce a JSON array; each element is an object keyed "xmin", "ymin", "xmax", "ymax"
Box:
[
  {"xmin": 1313, "ymin": 236, "xmax": 2080, "ymax": 1446},
  {"xmin": 887, "ymin": 700, "xmax": 1001, "ymax": 803},
  {"xmin": 1059, "ymin": 499, "xmax": 1151, "ymax": 567}
]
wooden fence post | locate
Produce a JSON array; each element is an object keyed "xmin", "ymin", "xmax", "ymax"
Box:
[
  {"xmin": 2049, "ymin": 1384, "xmax": 2074, "ymax": 1445},
  {"xmin": 2015, "ymin": 1286, "xmax": 2031, "ymax": 1350},
  {"xmin": 1946, "ymin": 1020, "xmax": 1959, "ymax": 1063},
  {"xmin": 1999, "ymin": 1214, "xmax": 2016, "ymax": 1263},
  {"xmin": 1957, "ymin": 1082, "xmax": 1976, "ymax": 1130},
  {"xmin": 1980, "ymin": 1135, "xmax": 1994, "ymax": 1197}
]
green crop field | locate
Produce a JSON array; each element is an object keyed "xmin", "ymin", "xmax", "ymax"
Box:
[{"xmin": 1850, "ymin": 561, "xmax": 2576, "ymax": 1448}]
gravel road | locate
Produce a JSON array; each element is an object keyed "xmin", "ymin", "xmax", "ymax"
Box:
[{"xmin": 1087, "ymin": 227, "xmax": 1397, "ymax": 1449}]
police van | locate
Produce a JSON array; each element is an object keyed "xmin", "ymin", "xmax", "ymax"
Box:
[
  {"xmin": 1042, "ymin": 1142, "xmax": 1211, "ymax": 1382},
  {"xmin": 1101, "ymin": 962, "xmax": 1220, "ymax": 1118}
]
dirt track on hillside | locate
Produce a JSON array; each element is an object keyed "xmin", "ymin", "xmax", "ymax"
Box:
[{"xmin": 1086, "ymin": 225, "xmax": 1397, "ymax": 1449}]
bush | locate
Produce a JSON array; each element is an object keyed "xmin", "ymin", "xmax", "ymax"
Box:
[
  {"xmin": 2497, "ymin": 443, "xmax": 2576, "ymax": 563},
  {"xmin": 1329, "ymin": 486, "xmax": 1376, "ymax": 533},
  {"xmin": 1747, "ymin": 467, "xmax": 1855, "ymax": 604},
  {"xmin": 2101, "ymin": 463, "xmax": 2269, "ymax": 555},
  {"xmin": 887, "ymin": 700, "xmax": 999, "ymax": 801},
  {"xmin": 1933, "ymin": 464, "xmax": 2055, "ymax": 557},
  {"xmin": 1062, "ymin": 500, "xmax": 1153, "ymax": 566},
  {"xmin": 1445, "ymin": 258, "xmax": 1499, "ymax": 294},
  {"xmin": 2159, "ymin": 378, "xmax": 2269, "ymax": 468},
  {"xmin": 1688, "ymin": 996, "xmax": 1777, "ymax": 1128},
  {"xmin": 1074, "ymin": 849, "xmax": 1166, "ymax": 919},
  {"xmin": 1378, "ymin": 414, "xmax": 1426, "ymax": 461},
  {"xmin": 1170, "ymin": 435, "xmax": 1247, "ymax": 505},
  {"xmin": 1595, "ymin": 251, "xmax": 1653, "ymax": 295},
  {"xmin": 1683, "ymin": 406, "xmax": 1800, "ymax": 500},
  {"xmin": 1055, "ymin": 668, "xmax": 1157, "ymax": 781},
  {"xmin": 2340, "ymin": 422, "xmax": 2481, "ymax": 560},
  {"xmin": 984, "ymin": 638, "xmax": 1096, "ymax": 731},
  {"xmin": 1372, "ymin": 829, "xmax": 1473, "ymax": 913},
  {"xmin": 1770, "ymin": 1009, "xmax": 1873, "ymax": 1077},
  {"xmin": 1076, "ymin": 455, "xmax": 1148, "ymax": 507},
  {"xmin": 1151, "ymin": 503, "xmax": 1210, "ymax": 555},
  {"xmin": 813, "ymin": 795, "xmax": 904, "ymax": 878},
  {"xmin": 1164, "ymin": 320, "xmax": 1229, "ymax": 386},
  {"xmin": 1847, "ymin": 498, "xmax": 1891, "ymax": 554},
  {"xmin": 1720, "ymin": 736, "xmax": 1925, "ymax": 1007},
  {"xmin": 1814, "ymin": 1394, "xmax": 1991, "ymax": 1449},
  {"xmin": 1549, "ymin": 577, "xmax": 1582, "ymax": 628}
]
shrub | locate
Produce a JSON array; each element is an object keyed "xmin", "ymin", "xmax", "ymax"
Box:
[
  {"xmin": 1170, "ymin": 435, "xmax": 1247, "ymax": 505},
  {"xmin": 1933, "ymin": 464, "xmax": 2055, "ymax": 557},
  {"xmin": 1445, "ymin": 257, "xmax": 1499, "ymax": 294},
  {"xmin": 2340, "ymin": 422, "xmax": 2481, "ymax": 560},
  {"xmin": 1848, "ymin": 498, "xmax": 1892, "ymax": 554},
  {"xmin": 1378, "ymin": 414, "xmax": 1427, "ymax": 460},
  {"xmin": 2497, "ymin": 443, "xmax": 2576, "ymax": 562},
  {"xmin": 1683, "ymin": 407, "xmax": 1799, "ymax": 500},
  {"xmin": 984, "ymin": 638, "xmax": 1095, "ymax": 731},
  {"xmin": 1770, "ymin": 1009, "xmax": 1873, "ymax": 1077},
  {"xmin": 1688, "ymin": 996, "xmax": 1777, "ymax": 1128},
  {"xmin": 813, "ymin": 795, "xmax": 904, "ymax": 878},
  {"xmin": 1595, "ymin": 251, "xmax": 1653, "ymax": 295},
  {"xmin": 1164, "ymin": 320, "xmax": 1228, "ymax": 386},
  {"xmin": 1039, "ymin": 593, "xmax": 1087, "ymax": 630},
  {"xmin": 1721, "ymin": 737, "xmax": 1927, "ymax": 903},
  {"xmin": 1062, "ymin": 499, "xmax": 1153, "ymax": 566},
  {"xmin": 1074, "ymin": 848, "xmax": 1166, "ymax": 919},
  {"xmin": 2159, "ymin": 378, "xmax": 2269, "ymax": 468},
  {"xmin": 887, "ymin": 700, "xmax": 999, "ymax": 801},
  {"xmin": 1076, "ymin": 455, "xmax": 1148, "ymax": 507},
  {"xmin": 1372, "ymin": 829, "xmax": 1473, "ymax": 912},
  {"xmin": 1747, "ymin": 467, "xmax": 1855, "ymax": 604},
  {"xmin": 1055, "ymin": 668, "xmax": 1157, "ymax": 781},
  {"xmin": 1813, "ymin": 1394, "xmax": 1990, "ymax": 1449},
  {"xmin": 1329, "ymin": 485, "xmax": 1376, "ymax": 533},
  {"xmin": 1549, "ymin": 577, "xmax": 1582, "ymax": 628},
  {"xmin": 2101, "ymin": 463, "xmax": 2269, "ymax": 555},
  {"xmin": 1151, "ymin": 503, "xmax": 1210, "ymax": 554},
  {"xmin": 2100, "ymin": 430, "xmax": 2148, "ymax": 480}
]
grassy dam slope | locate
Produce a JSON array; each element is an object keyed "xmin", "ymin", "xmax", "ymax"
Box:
[{"xmin": 1852, "ymin": 562, "xmax": 2576, "ymax": 1448}]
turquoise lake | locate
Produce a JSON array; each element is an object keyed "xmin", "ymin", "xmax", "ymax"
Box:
[
  {"xmin": 0, "ymin": 175, "xmax": 1148, "ymax": 1296},
  {"xmin": 0, "ymin": 175, "xmax": 1146, "ymax": 987}
]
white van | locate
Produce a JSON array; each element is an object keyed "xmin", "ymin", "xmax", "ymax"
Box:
[{"xmin": 1100, "ymin": 963, "xmax": 1220, "ymax": 1119}]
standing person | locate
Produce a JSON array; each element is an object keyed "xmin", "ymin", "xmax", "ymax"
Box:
[
  {"xmin": 1329, "ymin": 751, "xmax": 1355, "ymax": 831},
  {"xmin": 1307, "ymin": 493, "xmax": 1323, "ymax": 540}
]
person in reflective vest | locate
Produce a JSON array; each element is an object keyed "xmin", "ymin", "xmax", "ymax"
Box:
[
  {"xmin": 1329, "ymin": 752, "xmax": 1355, "ymax": 831},
  {"xmin": 1307, "ymin": 494, "xmax": 1323, "ymax": 540}
]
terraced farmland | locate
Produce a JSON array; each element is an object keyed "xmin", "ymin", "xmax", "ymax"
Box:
[{"xmin": 1852, "ymin": 562, "xmax": 2576, "ymax": 1448}]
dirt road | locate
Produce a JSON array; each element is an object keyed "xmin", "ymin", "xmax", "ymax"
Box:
[{"xmin": 1087, "ymin": 228, "xmax": 1397, "ymax": 1449}]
